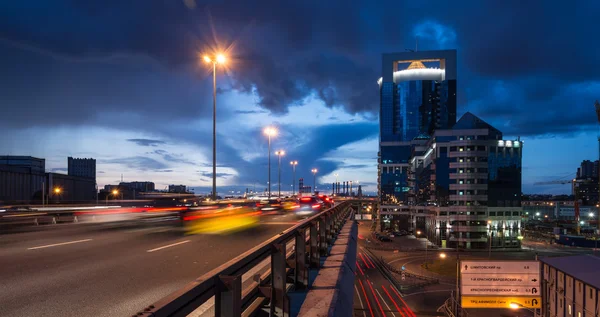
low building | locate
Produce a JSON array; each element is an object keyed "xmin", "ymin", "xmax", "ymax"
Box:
[
  {"xmin": 0, "ymin": 165, "xmax": 45, "ymax": 204},
  {"xmin": 540, "ymin": 255, "xmax": 600, "ymax": 317},
  {"xmin": 168, "ymin": 184, "xmax": 186, "ymax": 193},
  {"xmin": 47, "ymin": 173, "xmax": 96, "ymax": 203}
]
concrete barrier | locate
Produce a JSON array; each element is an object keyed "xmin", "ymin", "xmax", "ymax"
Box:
[{"xmin": 297, "ymin": 219, "xmax": 357, "ymax": 317}]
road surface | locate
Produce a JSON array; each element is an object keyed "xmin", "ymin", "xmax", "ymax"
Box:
[{"xmin": 0, "ymin": 213, "xmax": 300, "ymax": 317}]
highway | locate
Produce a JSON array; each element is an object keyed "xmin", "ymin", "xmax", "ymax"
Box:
[{"xmin": 0, "ymin": 213, "xmax": 301, "ymax": 317}]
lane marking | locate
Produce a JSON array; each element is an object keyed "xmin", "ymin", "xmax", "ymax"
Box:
[
  {"xmin": 355, "ymin": 285, "xmax": 367, "ymax": 317},
  {"xmin": 375, "ymin": 288, "xmax": 396, "ymax": 317},
  {"xmin": 147, "ymin": 240, "xmax": 191, "ymax": 253},
  {"xmin": 28, "ymin": 238, "xmax": 93, "ymax": 250}
]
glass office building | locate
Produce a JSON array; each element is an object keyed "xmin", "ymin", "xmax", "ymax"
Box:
[{"xmin": 378, "ymin": 50, "xmax": 457, "ymax": 204}]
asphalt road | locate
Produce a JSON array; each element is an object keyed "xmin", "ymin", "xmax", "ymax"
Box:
[{"xmin": 0, "ymin": 213, "xmax": 301, "ymax": 317}]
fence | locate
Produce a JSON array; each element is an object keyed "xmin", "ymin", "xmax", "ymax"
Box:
[{"xmin": 136, "ymin": 201, "xmax": 354, "ymax": 317}]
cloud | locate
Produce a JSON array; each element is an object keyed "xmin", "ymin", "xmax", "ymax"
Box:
[
  {"xmin": 51, "ymin": 167, "xmax": 67, "ymax": 172},
  {"xmin": 200, "ymin": 171, "xmax": 234, "ymax": 178},
  {"xmin": 234, "ymin": 110, "xmax": 268, "ymax": 114},
  {"xmin": 127, "ymin": 138, "xmax": 166, "ymax": 147},
  {"xmin": 102, "ymin": 156, "xmax": 168, "ymax": 171}
]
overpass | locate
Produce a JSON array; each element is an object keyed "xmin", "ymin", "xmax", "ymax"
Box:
[{"xmin": 0, "ymin": 199, "xmax": 371, "ymax": 317}]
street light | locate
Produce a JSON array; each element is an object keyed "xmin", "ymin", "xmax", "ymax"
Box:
[
  {"xmin": 275, "ymin": 150, "xmax": 285, "ymax": 197},
  {"xmin": 311, "ymin": 169, "xmax": 318, "ymax": 194},
  {"xmin": 290, "ymin": 161, "xmax": 298, "ymax": 196},
  {"xmin": 203, "ymin": 53, "xmax": 227, "ymax": 200},
  {"xmin": 488, "ymin": 220, "xmax": 493, "ymax": 258},
  {"xmin": 264, "ymin": 127, "xmax": 277, "ymax": 197},
  {"xmin": 54, "ymin": 187, "xmax": 61, "ymax": 203},
  {"xmin": 439, "ymin": 253, "xmax": 447, "ymax": 259}
]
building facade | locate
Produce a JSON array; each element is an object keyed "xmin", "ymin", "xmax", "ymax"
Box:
[
  {"xmin": 378, "ymin": 50, "xmax": 457, "ymax": 205},
  {"xmin": 168, "ymin": 184, "xmax": 187, "ymax": 193},
  {"xmin": 0, "ymin": 156, "xmax": 46, "ymax": 204},
  {"xmin": 47, "ymin": 172, "xmax": 96, "ymax": 203},
  {"xmin": 540, "ymin": 255, "xmax": 600, "ymax": 317},
  {"xmin": 68, "ymin": 157, "xmax": 96, "ymax": 179},
  {"xmin": 120, "ymin": 181, "xmax": 155, "ymax": 192},
  {"xmin": 380, "ymin": 113, "xmax": 524, "ymax": 249}
]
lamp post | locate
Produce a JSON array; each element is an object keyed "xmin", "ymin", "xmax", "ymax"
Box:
[
  {"xmin": 290, "ymin": 161, "xmax": 298, "ymax": 196},
  {"xmin": 275, "ymin": 150, "xmax": 285, "ymax": 197},
  {"xmin": 264, "ymin": 127, "xmax": 277, "ymax": 198},
  {"xmin": 488, "ymin": 220, "xmax": 493, "ymax": 258},
  {"xmin": 334, "ymin": 173, "xmax": 338, "ymax": 195},
  {"xmin": 311, "ymin": 169, "xmax": 318, "ymax": 194},
  {"xmin": 203, "ymin": 53, "xmax": 226, "ymax": 201}
]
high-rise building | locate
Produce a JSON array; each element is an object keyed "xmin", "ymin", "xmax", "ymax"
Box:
[
  {"xmin": 380, "ymin": 112, "xmax": 524, "ymax": 249},
  {"xmin": 68, "ymin": 157, "xmax": 96, "ymax": 180},
  {"xmin": 378, "ymin": 50, "xmax": 457, "ymax": 205},
  {"xmin": 378, "ymin": 50, "xmax": 457, "ymax": 143}
]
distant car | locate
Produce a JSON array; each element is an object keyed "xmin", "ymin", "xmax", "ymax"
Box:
[
  {"xmin": 378, "ymin": 235, "xmax": 392, "ymax": 242},
  {"xmin": 295, "ymin": 196, "xmax": 323, "ymax": 217},
  {"xmin": 256, "ymin": 198, "xmax": 283, "ymax": 214},
  {"xmin": 317, "ymin": 194, "xmax": 334, "ymax": 208}
]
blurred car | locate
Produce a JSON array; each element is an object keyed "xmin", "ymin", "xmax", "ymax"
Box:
[
  {"xmin": 256, "ymin": 198, "xmax": 283, "ymax": 214},
  {"xmin": 295, "ymin": 196, "xmax": 323, "ymax": 217},
  {"xmin": 183, "ymin": 205, "xmax": 260, "ymax": 234},
  {"xmin": 317, "ymin": 194, "xmax": 334, "ymax": 208},
  {"xmin": 282, "ymin": 199, "xmax": 300, "ymax": 212}
]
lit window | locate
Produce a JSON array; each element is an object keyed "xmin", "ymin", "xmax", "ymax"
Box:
[
  {"xmin": 578, "ymin": 312, "xmax": 581, "ymax": 317},
  {"xmin": 569, "ymin": 304, "xmax": 572, "ymax": 315},
  {"xmin": 459, "ymin": 147, "xmax": 464, "ymax": 152}
]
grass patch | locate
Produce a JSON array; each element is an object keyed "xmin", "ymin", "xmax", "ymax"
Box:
[{"xmin": 420, "ymin": 259, "xmax": 457, "ymax": 277}]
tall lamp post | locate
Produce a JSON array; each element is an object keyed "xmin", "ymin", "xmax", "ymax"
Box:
[
  {"xmin": 311, "ymin": 169, "xmax": 318, "ymax": 194},
  {"xmin": 275, "ymin": 150, "xmax": 285, "ymax": 197},
  {"xmin": 290, "ymin": 161, "xmax": 298, "ymax": 196},
  {"xmin": 264, "ymin": 127, "xmax": 277, "ymax": 197},
  {"xmin": 334, "ymin": 173, "xmax": 339, "ymax": 195},
  {"xmin": 203, "ymin": 53, "xmax": 226, "ymax": 200}
]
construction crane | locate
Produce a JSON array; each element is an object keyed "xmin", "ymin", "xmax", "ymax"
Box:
[
  {"xmin": 533, "ymin": 179, "xmax": 575, "ymax": 186},
  {"xmin": 534, "ymin": 178, "xmax": 582, "ymax": 234}
]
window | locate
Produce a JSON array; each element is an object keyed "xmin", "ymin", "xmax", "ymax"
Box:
[
  {"xmin": 560, "ymin": 299, "xmax": 563, "ymax": 308},
  {"xmin": 459, "ymin": 191, "xmax": 464, "ymax": 195},
  {"xmin": 568, "ymin": 304, "xmax": 572, "ymax": 315},
  {"xmin": 489, "ymin": 212, "xmax": 496, "ymax": 216},
  {"xmin": 579, "ymin": 282, "xmax": 582, "ymax": 293},
  {"xmin": 459, "ymin": 147, "xmax": 464, "ymax": 152},
  {"xmin": 512, "ymin": 211, "xmax": 520, "ymax": 216},
  {"xmin": 590, "ymin": 289, "xmax": 593, "ymax": 299}
]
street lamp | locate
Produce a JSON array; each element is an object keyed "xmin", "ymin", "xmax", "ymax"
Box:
[
  {"xmin": 275, "ymin": 150, "xmax": 285, "ymax": 197},
  {"xmin": 54, "ymin": 187, "xmax": 61, "ymax": 203},
  {"xmin": 311, "ymin": 169, "xmax": 318, "ymax": 194},
  {"xmin": 487, "ymin": 220, "xmax": 493, "ymax": 258},
  {"xmin": 203, "ymin": 53, "xmax": 227, "ymax": 200},
  {"xmin": 290, "ymin": 161, "xmax": 298, "ymax": 196},
  {"xmin": 264, "ymin": 127, "xmax": 277, "ymax": 197},
  {"xmin": 439, "ymin": 253, "xmax": 447, "ymax": 259},
  {"xmin": 334, "ymin": 173, "xmax": 339, "ymax": 195}
]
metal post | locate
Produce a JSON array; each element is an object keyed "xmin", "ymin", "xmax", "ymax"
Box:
[
  {"xmin": 42, "ymin": 181, "xmax": 45, "ymax": 206},
  {"xmin": 212, "ymin": 62, "xmax": 217, "ymax": 201},
  {"xmin": 268, "ymin": 135, "xmax": 271, "ymax": 198},
  {"xmin": 295, "ymin": 229, "xmax": 308, "ymax": 289},
  {"xmin": 270, "ymin": 243, "xmax": 289, "ymax": 316},
  {"xmin": 215, "ymin": 275, "xmax": 241, "ymax": 317},
  {"xmin": 310, "ymin": 222, "xmax": 319, "ymax": 268},
  {"xmin": 319, "ymin": 217, "xmax": 327, "ymax": 256},
  {"xmin": 313, "ymin": 173, "xmax": 316, "ymax": 194},
  {"xmin": 292, "ymin": 164, "xmax": 296, "ymax": 196},
  {"xmin": 489, "ymin": 232, "xmax": 492, "ymax": 259},
  {"xmin": 278, "ymin": 153, "xmax": 281, "ymax": 198}
]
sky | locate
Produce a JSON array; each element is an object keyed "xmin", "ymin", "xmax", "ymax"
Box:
[{"xmin": 1, "ymin": 1, "xmax": 599, "ymax": 195}]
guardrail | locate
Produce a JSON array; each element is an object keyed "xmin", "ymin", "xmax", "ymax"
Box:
[{"xmin": 136, "ymin": 201, "xmax": 353, "ymax": 317}]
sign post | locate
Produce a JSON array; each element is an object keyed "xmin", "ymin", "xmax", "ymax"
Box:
[{"xmin": 460, "ymin": 260, "xmax": 541, "ymax": 309}]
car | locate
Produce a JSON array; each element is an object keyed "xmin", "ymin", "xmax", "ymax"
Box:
[
  {"xmin": 378, "ymin": 235, "xmax": 392, "ymax": 242},
  {"xmin": 295, "ymin": 196, "xmax": 323, "ymax": 217},
  {"xmin": 256, "ymin": 198, "xmax": 283, "ymax": 214},
  {"xmin": 317, "ymin": 194, "xmax": 334, "ymax": 208}
]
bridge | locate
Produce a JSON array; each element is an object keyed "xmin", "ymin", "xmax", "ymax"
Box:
[{"xmin": 0, "ymin": 199, "xmax": 375, "ymax": 317}]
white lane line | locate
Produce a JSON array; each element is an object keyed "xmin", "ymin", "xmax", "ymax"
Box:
[
  {"xmin": 354, "ymin": 285, "xmax": 367, "ymax": 317},
  {"xmin": 147, "ymin": 240, "xmax": 191, "ymax": 253},
  {"xmin": 28, "ymin": 238, "xmax": 93, "ymax": 250},
  {"xmin": 375, "ymin": 288, "xmax": 396, "ymax": 317}
]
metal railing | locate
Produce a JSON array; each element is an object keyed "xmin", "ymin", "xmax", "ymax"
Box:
[{"xmin": 136, "ymin": 201, "xmax": 353, "ymax": 317}]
